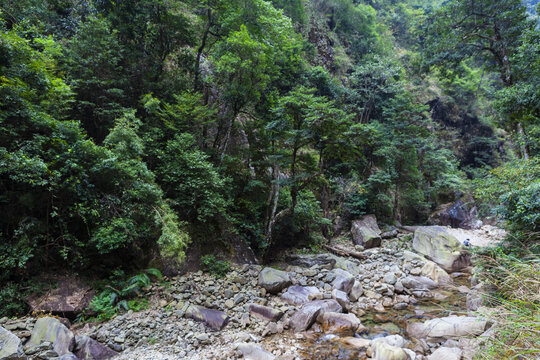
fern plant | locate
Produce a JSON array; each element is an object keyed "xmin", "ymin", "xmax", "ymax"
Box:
[{"xmin": 81, "ymin": 268, "xmax": 162, "ymax": 321}]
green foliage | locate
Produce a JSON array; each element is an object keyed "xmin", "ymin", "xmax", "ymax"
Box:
[
  {"xmin": 312, "ymin": 0, "xmax": 384, "ymax": 59},
  {"xmin": 64, "ymin": 15, "xmax": 126, "ymax": 141},
  {"xmin": 200, "ymin": 255, "xmax": 231, "ymax": 278},
  {"xmin": 473, "ymin": 158, "xmax": 540, "ymax": 238},
  {"xmin": 158, "ymin": 133, "xmax": 230, "ymax": 223},
  {"xmin": 83, "ymin": 269, "xmax": 162, "ymax": 322},
  {"xmin": 1, "ymin": 0, "xmax": 534, "ymax": 277},
  {"xmin": 155, "ymin": 204, "xmax": 190, "ymax": 264},
  {"xmin": 0, "ymin": 283, "xmax": 30, "ymax": 317},
  {"xmin": 423, "ymin": 0, "xmax": 533, "ymax": 85},
  {"xmin": 0, "ymin": 25, "xmax": 184, "ymax": 279},
  {"xmin": 271, "ymin": 0, "xmax": 306, "ymax": 25},
  {"xmin": 475, "ymin": 248, "xmax": 540, "ymax": 359},
  {"xmin": 494, "ymin": 28, "xmax": 540, "ymax": 155}
]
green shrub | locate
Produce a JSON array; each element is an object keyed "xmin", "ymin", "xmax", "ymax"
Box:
[
  {"xmin": 473, "ymin": 158, "xmax": 540, "ymax": 247},
  {"xmin": 0, "ymin": 283, "xmax": 29, "ymax": 317},
  {"xmin": 81, "ymin": 268, "xmax": 162, "ymax": 322},
  {"xmin": 200, "ymin": 255, "xmax": 231, "ymax": 278}
]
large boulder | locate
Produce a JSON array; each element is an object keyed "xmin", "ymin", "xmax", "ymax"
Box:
[
  {"xmin": 185, "ymin": 305, "xmax": 230, "ymax": 331},
  {"xmin": 427, "ymin": 347, "xmax": 462, "ymax": 360},
  {"xmin": 74, "ymin": 335, "xmax": 118, "ymax": 360},
  {"xmin": 372, "ymin": 335, "xmax": 407, "ymax": 349},
  {"xmin": 0, "ymin": 326, "xmax": 25, "ymax": 360},
  {"xmin": 331, "ymin": 289, "xmax": 350, "ymax": 309},
  {"xmin": 334, "ymin": 257, "xmax": 361, "ymax": 276},
  {"xmin": 248, "ymin": 304, "xmax": 283, "ymax": 322},
  {"xmin": 428, "ymin": 200, "xmax": 482, "ymax": 230},
  {"xmin": 331, "ymin": 269, "xmax": 355, "ymax": 294},
  {"xmin": 281, "ymin": 285, "xmax": 321, "ymax": 305},
  {"xmin": 26, "ymin": 276, "xmax": 94, "ymax": 318},
  {"xmin": 370, "ymin": 341, "xmax": 410, "ymax": 360},
  {"xmin": 348, "ymin": 281, "xmax": 364, "ymax": 302},
  {"xmin": 421, "ymin": 261, "xmax": 452, "ymax": 286},
  {"xmin": 286, "ymin": 254, "xmax": 336, "ymax": 269},
  {"xmin": 351, "ymin": 215, "xmax": 382, "ymax": 248},
  {"xmin": 401, "ymin": 276, "xmax": 438, "ymax": 290},
  {"xmin": 258, "ymin": 268, "xmax": 291, "ymax": 294},
  {"xmin": 27, "ymin": 317, "xmax": 75, "ymax": 357},
  {"xmin": 413, "ymin": 226, "xmax": 471, "ymax": 271},
  {"xmin": 237, "ymin": 343, "xmax": 275, "ymax": 360},
  {"xmin": 407, "ymin": 316, "xmax": 488, "ymax": 341},
  {"xmin": 289, "ymin": 300, "xmax": 342, "ymax": 332},
  {"xmin": 318, "ymin": 312, "xmax": 362, "ymax": 335}
]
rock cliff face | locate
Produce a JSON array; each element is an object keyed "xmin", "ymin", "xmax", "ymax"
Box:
[
  {"xmin": 428, "ymin": 200, "xmax": 483, "ymax": 229},
  {"xmin": 428, "ymin": 97, "xmax": 503, "ymax": 172}
]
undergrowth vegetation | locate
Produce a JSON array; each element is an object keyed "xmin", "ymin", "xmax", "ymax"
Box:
[
  {"xmin": 200, "ymin": 255, "xmax": 231, "ymax": 278},
  {"xmin": 79, "ymin": 269, "xmax": 162, "ymax": 322},
  {"xmin": 475, "ymin": 246, "xmax": 540, "ymax": 359}
]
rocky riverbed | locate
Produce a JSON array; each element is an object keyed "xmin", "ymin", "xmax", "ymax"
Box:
[{"xmin": 0, "ymin": 224, "xmax": 503, "ymax": 360}]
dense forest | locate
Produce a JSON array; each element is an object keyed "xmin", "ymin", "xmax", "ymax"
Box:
[{"xmin": 0, "ymin": 0, "xmax": 538, "ymax": 317}]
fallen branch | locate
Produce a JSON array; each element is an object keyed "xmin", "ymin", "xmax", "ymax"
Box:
[{"xmin": 323, "ymin": 244, "xmax": 367, "ymax": 260}]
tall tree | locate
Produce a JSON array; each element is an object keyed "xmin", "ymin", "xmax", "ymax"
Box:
[
  {"xmin": 265, "ymin": 86, "xmax": 352, "ymax": 252},
  {"xmin": 423, "ymin": 0, "xmax": 534, "ymax": 158}
]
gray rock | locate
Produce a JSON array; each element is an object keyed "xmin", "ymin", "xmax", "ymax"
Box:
[
  {"xmin": 371, "ymin": 341, "xmax": 409, "ymax": 360},
  {"xmin": 248, "ymin": 304, "xmax": 283, "ymax": 322},
  {"xmin": 317, "ymin": 312, "xmax": 361, "ymax": 335},
  {"xmin": 383, "ymin": 273, "xmax": 397, "ymax": 285},
  {"xmin": 289, "ymin": 300, "xmax": 342, "ymax": 332},
  {"xmin": 0, "ymin": 326, "xmax": 25, "ymax": 359},
  {"xmin": 258, "ymin": 268, "xmax": 292, "ymax": 294},
  {"xmin": 381, "ymin": 229, "xmax": 398, "ymax": 239},
  {"xmin": 27, "ymin": 317, "xmax": 75, "ymax": 357},
  {"xmin": 331, "ymin": 269, "xmax": 355, "ymax": 294},
  {"xmin": 407, "ymin": 316, "xmax": 488, "ymax": 341},
  {"xmin": 413, "ymin": 226, "xmax": 471, "ymax": 271},
  {"xmin": 74, "ymin": 335, "xmax": 118, "ymax": 360},
  {"xmin": 334, "ymin": 257, "xmax": 360, "ymax": 276},
  {"xmin": 372, "ymin": 335, "xmax": 406, "ymax": 348},
  {"xmin": 195, "ymin": 333, "xmax": 210, "ymax": 344},
  {"xmin": 428, "ymin": 200, "xmax": 481, "ymax": 230},
  {"xmin": 394, "ymin": 280, "xmax": 404, "ymax": 293},
  {"xmin": 58, "ymin": 354, "xmax": 79, "ymax": 360},
  {"xmin": 401, "ymin": 276, "xmax": 437, "ymax": 290},
  {"xmin": 281, "ymin": 285, "xmax": 321, "ymax": 305},
  {"xmin": 185, "ymin": 305, "xmax": 230, "ymax": 331},
  {"xmin": 331, "ymin": 289, "xmax": 350, "ymax": 309},
  {"xmin": 402, "ymin": 250, "xmax": 427, "ymax": 263},
  {"xmin": 349, "ymin": 281, "xmax": 364, "ymax": 301},
  {"xmin": 237, "ymin": 343, "xmax": 275, "ymax": 360},
  {"xmin": 427, "ymin": 347, "xmax": 462, "ymax": 360},
  {"xmin": 286, "ymin": 254, "xmax": 336, "ymax": 269},
  {"xmin": 351, "ymin": 215, "xmax": 382, "ymax": 248},
  {"xmin": 26, "ymin": 276, "xmax": 94, "ymax": 318},
  {"xmin": 421, "ymin": 261, "xmax": 452, "ymax": 286}
]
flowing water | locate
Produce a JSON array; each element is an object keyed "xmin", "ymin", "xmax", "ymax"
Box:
[{"xmin": 294, "ymin": 275, "xmax": 470, "ymax": 360}]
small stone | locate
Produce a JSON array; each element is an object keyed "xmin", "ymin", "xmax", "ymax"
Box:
[
  {"xmin": 384, "ymin": 273, "xmax": 397, "ymax": 285},
  {"xmin": 195, "ymin": 333, "xmax": 210, "ymax": 345}
]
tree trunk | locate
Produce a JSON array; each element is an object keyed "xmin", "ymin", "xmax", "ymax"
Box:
[
  {"xmin": 393, "ymin": 182, "xmax": 401, "ymax": 223},
  {"xmin": 194, "ymin": 9, "xmax": 212, "ymax": 91},
  {"xmin": 517, "ymin": 122, "xmax": 530, "ymax": 160}
]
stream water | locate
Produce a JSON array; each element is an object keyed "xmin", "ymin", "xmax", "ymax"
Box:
[{"xmin": 294, "ymin": 275, "xmax": 470, "ymax": 360}]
